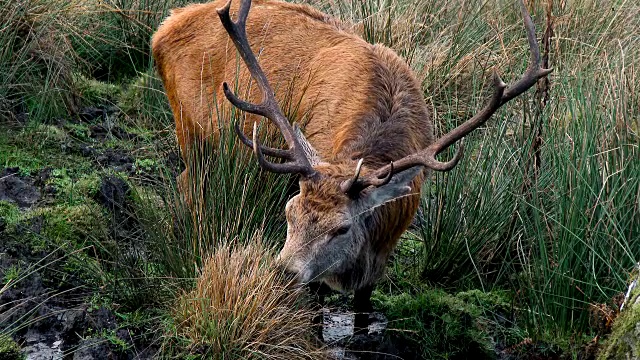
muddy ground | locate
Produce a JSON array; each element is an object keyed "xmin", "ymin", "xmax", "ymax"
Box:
[
  {"xmin": 0, "ymin": 106, "xmax": 167, "ymax": 359},
  {"xmin": 0, "ymin": 171, "xmax": 158, "ymax": 359}
]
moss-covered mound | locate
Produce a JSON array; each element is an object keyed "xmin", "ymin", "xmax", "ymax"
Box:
[
  {"xmin": 373, "ymin": 288, "xmax": 514, "ymax": 359},
  {"xmin": 598, "ymin": 272, "xmax": 640, "ymax": 360},
  {"xmin": 0, "ymin": 334, "xmax": 23, "ymax": 360}
]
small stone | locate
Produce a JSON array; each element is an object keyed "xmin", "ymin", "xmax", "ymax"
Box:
[
  {"xmin": 79, "ymin": 107, "xmax": 104, "ymax": 122},
  {"xmin": 0, "ymin": 168, "xmax": 41, "ymax": 208}
]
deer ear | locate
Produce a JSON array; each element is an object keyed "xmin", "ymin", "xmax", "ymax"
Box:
[
  {"xmin": 293, "ymin": 123, "xmax": 322, "ymax": 166},
  {"xmin": 361, "ymin": 167, "xmax": 422, "ymax": 207}
]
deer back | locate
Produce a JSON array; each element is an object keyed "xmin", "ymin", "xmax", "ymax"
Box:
[{"xmin": 151, "ymin": 0, "xmax": 432, "ymax": 163}]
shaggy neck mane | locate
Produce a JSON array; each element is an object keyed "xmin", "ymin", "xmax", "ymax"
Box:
[{"xmin": 333, "ymin": 44, "xmax": 433, "ymax": 169}]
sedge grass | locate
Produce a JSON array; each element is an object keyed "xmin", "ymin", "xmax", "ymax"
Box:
[
  {"xmin": 0, "ymin": 0, "xmax": 85, "ymax": 122},
  {"xmin": 131, "ymin": 102, "xmax": 294, "ymax": 279}
]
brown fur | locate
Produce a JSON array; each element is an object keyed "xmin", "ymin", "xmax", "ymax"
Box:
[{"xmin": 152, "ymin": 0, "xmax": 433, "ymax": 293}]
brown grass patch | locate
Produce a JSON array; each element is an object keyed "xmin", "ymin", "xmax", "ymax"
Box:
[{"xmin": 171, "ymin": 240, "xmax": 327, "ymax": 359}]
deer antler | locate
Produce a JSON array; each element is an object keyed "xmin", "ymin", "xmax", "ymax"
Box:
[
  {"xmin": 233, "ymin": 122, "xmax": 293, "ymax": 160},
  {"xmin": 218, "ymin": 0, "xmax": 317, "ymax": 177},
  {"xmin": 340, "ymin": 158, "xmax": 394, "ymax": 194},
  {"xmin": 345, "ymin": 0, "xmax": 553, "ymax": 192}
]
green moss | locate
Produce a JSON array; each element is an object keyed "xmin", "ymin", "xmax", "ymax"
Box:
[
  {"xmin": 0, "ymin": 334, "xmax": 23, "ymax": 360},
  {"xmin": 117, "ymin": 71, "xmax": 173, "ymax": 128},
  {"xmin": 50, "ymin": 169, "xmax": 102, "ymax": 205},
  {"xmin": 0, "ymin": 202, "xmax": 108, "ymax": 259},
  {"xmin": 2, "ymin": 264, "xmax": 21, "ymax": 284},
  {"xmin": 455, "ymin": 289, "xmax": 511, "ymax": 312},
  {"xmin": 3, "ymin": 203, "xmax": 113, "ymax": 286},
  {"xmin": 20, "ymin": 123, "xmax": 70, "ymax": 150},
  {"xmin": 598, "ymin": 276, "xmax": 640, "ymax": 360},
  {"xmin": 134, "ymin": 158, "xmax": 159, "ymax": 174},
  {"xmin": 118, "ymin": 72, "xmax": 154, "ymax": 116},
  {"xmin": 63, "ymin": 122, "xmax": 92, "ymax": 142},
  {"xmin": 32, "ymin": 204, "xmax": 108, "ymax": 245},
  {"xmin": 74, "ymin": 74, "xmax": 120, "ymax": 106},
  {"xmin": 75, "ymin": 174, "xmax": 102, "ymax": 198},
  {"xmin": 0, "ymin": 201, "xmax": 21, "ymax": 227},
  {"xmin": 373, "ymin": 288, "xmax": 512, "ymax": 359},
  {"xmin": 36, "ymin": 124, "xmax": 68, "ymax": 143},
  {"xmin": 0, "ymin": 124, "xmax": 92, "ymax": 172}
]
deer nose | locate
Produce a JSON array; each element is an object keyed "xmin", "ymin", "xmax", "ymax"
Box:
[
  {"xmin": 275, "ymin": 256, "xmax": 300, "ymax": 282},
  {"xmin": 283, "ymin": 268, "xmax": 299, "ymax": 283}
]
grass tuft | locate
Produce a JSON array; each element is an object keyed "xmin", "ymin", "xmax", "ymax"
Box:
[
  {"xmin": 168, "ymin": 240, "xmax": 326, "ymax": 359},
  {"xmin": 0, "ymin": 0, "xmax": 85, "ymax": 122}
]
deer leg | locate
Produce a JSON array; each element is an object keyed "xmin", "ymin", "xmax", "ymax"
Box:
[
  {"xmin": 176, "ymin": 169, "xmax": 190, "ymax": 199},
  {"xmin": 178, "ymin": 168, "xmax": 202, "ymax": 211},
  {"xmin": 353, "ymin": 284, "xmax": 374, "ymax": 335},
  {"xmin": 308, "ymin": 282, "xmax": 331, "ymax": 340}
]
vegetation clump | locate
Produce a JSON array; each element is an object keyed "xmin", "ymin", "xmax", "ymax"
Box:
[
  {"xmin": 598, "ymin": 272, "xmax": 640, "ymax": 360},
  {"xmin": 74, "ymin": 74, "xmax": 121, "ymax": 106},
  {"xmin": 0, "ymin": 334, "xmax": 23, "ymax": 360},
  {"xmin": 374, "ymin": 288, "xmax": 514, "ymax": 359},
  {"xmin": 170, "ymin": 241, "xmax": 326, "ymax": 359},
  {"xmin": 0, "ymin": 0, "xmax": 84, "ymax": 122}
]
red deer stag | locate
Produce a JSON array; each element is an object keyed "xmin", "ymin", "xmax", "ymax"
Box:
[{"xmin": 152, "ymin": 0, "xmax": 551, "ymax": 331}]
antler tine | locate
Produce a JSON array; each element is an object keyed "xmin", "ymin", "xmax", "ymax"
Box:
[
  {"xmin": 501, "ymin": 0, "xmax": 554, "ymax": 103},
  {"xmin": 339, "ymin": 158, "xmax": 364, "ymax": 193},
  {"xmin": 217, "ymin": 0, "xmax": 316, "ymax": 177},
  {"xmin": 357, "ymin": 0, "xmax": 551, "ymax": 189},
  {"xmin": 368, "ymin": 161, "xmax": 394, "ymax": 186},
  {"xmin": 251, "ymin": 122, "xmax": 304, "ymax": 173},
  {"xmin": 341, "ymin": 159, "xmax": 394, "ymax": 194},
  {"xmin": 234, "ymin": 122, "xmax": 293, "ymax": 160}
]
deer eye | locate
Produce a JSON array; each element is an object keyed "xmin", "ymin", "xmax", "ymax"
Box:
[{"xmin": 332, "ymin": 225, "xmax": 351, "ymax": 237}]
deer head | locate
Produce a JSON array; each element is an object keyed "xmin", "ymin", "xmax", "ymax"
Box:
[{"xmin": 217, "ymin": 0, "xmax": 551, "ymax": 289}]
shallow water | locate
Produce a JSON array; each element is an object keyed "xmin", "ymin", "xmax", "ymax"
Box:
[{"xmin": 322, "ymin": 308, "xmax": 389, "ymax": 359}]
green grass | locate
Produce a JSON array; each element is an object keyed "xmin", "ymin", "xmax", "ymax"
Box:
[
  {"xmin": 0, "ymin": 334, "xmax": 23, "ymax": 360},
  {"xmin": 0, "ymin": 0, "xmax": 186, "ymax": 123},
  {"xmin": 132, "ymin": 111, "xmax": 294, "ymax": 281},
  {"xmin": 0, "ymin": 202, "xmax": 21, "ymax": 227},
  {"xmin": 78, "ymin": 0, "xmax": 190, "ymax": 81},
  {"xmin": 0, "ymin": 0, "xmax": 82, "ymax": 122},
  {"xmin": 0, "ymin": 123, "xmax": 91, "ymax": 172}
]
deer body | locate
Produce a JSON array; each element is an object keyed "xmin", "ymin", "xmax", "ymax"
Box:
[
  {"xmin": 153, "ymin": 0, "xmax": 550, "ymax": 330},
  {"xmin": 152, "ymin": 0, "xmax": 431, "ymax": 163},
  {"xmin": 153, "ymin": 0, "xmax": 430, "ymax": 290}
]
